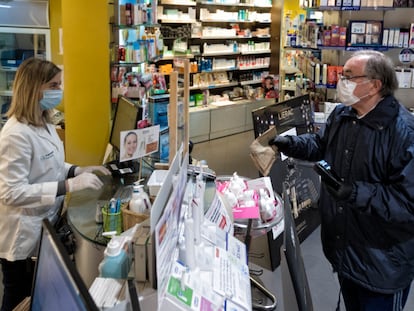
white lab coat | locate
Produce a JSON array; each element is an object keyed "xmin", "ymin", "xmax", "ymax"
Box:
[{"xmin": 0, "ymin": 116, "xmax": 72, "ymax": 261}]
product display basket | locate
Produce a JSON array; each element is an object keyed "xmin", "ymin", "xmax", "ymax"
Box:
[{"xmin": 121, "ymin": 202, "xmax": 149, "ymax": 230}]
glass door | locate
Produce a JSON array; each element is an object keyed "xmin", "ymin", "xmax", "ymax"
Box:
[{"xmin": 0, "ymin": 27, "xmax": 50, "ymax": 127}]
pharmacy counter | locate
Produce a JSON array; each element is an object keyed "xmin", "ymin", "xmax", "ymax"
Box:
[{"xmin": 65, "ymin": 174, "xmax": 123, "ymax": 287}]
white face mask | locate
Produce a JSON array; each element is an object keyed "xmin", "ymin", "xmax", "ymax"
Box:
[{"xmin": 337, "ymin": 79, "xmax": 370, "ymax": 106}]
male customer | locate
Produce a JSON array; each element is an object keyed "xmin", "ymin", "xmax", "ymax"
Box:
[{"xmin": 270, "ymin": 50, "xmax": 414, "ymax": 310}]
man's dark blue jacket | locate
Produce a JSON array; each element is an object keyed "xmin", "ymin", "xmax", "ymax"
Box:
[{"xmin": 283, "ymin": 95, "xmax": 414, "ymax": 293}]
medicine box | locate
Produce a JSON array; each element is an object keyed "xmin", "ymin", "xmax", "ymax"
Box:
[
  {"xmin": 147, "ymin": 170, "xmax": 169, "ymax": 197},
  {"xmin": 134, "ymin": 225, "xmax": 151, "ymax": 282}
]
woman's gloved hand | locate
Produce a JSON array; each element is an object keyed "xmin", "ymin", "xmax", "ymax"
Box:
[
  {"xmin": 75, "ymin": 166, "xmax": 111, "ymax": 176},
  {"xmin": 67, "ymin": 172, "xmax": 104, "ymax": 192},
  {"xmin": 268, "ymin": 135, "xmax": 291, "ymax": 154}
]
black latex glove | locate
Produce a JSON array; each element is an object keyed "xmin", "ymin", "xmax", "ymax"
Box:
[
  {"xmin": 268, "ymin": 135, "xmax": 291, "ymax": 154},
  {"xmin": 323, "ymin": 179, "xmax": 353, "ymax": 201}
]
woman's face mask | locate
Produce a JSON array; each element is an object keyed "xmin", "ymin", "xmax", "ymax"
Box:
[
  {"xmin": 336, "ymin": 78, "xmax": 370, "ymax": 106},
  {"xmin": 40, "ymin": 89, "xmax": 63, "ymax": 111}
]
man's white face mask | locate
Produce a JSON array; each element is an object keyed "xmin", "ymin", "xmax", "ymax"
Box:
[{"xmin": 337, "ymin": 78, "xmax": 370, "ymax": 106}]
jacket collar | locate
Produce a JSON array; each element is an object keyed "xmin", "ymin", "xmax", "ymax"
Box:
[{"xmin": 339, "ymin": 95, "xmax": 399, "ymax": 130}]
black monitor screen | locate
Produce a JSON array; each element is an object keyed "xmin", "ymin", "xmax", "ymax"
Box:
[
  {"xmin": 30, "ymin": 219, "xmax": 99, "ymax": 311},
  {"xmin": 109, "ymin": 96, "xmax": 142, "ymax": 152}
]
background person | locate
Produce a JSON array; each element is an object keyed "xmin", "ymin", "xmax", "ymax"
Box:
[
  {"xmin": 270, "ymin": 50, "xmax": 414, "ymax": 311},
  {"xmin": 0, "ymin": 58, "xmax": 111, "ymax": 311}
]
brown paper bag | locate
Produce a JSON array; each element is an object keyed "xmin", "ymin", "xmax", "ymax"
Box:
[{"xmin": 249, "ymin": 126, "xmax": 278, "ymax": 176}]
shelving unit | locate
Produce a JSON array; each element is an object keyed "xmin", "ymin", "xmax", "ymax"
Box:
[
  {"xmin": 110, "ymin": 0, "xmax": 162, "ymax": 105},
  {"xmin": 156, "ymin": 0, "xmax": 274, "ymax": 106},
  {"xmin": 279, "ymin": 5, "xmax": 414, "ymax": 108},
  {"xmin": 109, "ymin": 1, "xmax": 279, "ymax": 143},
  {"xmin": 0, "ymin": 27, "xmax": 51, "ymax": 128},
  {"xmin": 193, "ymin": 0, "xmax": 273, "ymax": 101}
]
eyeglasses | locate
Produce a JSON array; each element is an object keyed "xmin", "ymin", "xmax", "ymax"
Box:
[
  {"xmin": 339, "ymin": 75, "xmax": 368, "ymax": 86},
  {"xmin": 339, "ymin": 75, "xmax": 367, "ymax": 81}
]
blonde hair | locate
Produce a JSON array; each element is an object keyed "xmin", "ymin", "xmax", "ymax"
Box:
[{"xmin": 7, "ymin": 58, "xmax": 61, "ymax": 126}]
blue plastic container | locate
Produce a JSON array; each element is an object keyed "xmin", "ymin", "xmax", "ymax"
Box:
[{"xmin": 99, "ymin": 239, "xmax": 131, "ymax": 279}]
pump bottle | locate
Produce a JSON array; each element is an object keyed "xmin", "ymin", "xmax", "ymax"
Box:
[
  {"xmin": 129, "ymin": 185, "xmax": 152, "ymax": 214},
  {"xmin": 99, "ymin": 237, "xmax": 130, "ymax": 279}
]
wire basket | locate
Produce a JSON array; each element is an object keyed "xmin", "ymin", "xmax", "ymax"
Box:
[{"xmin": 121, "ymin": 203, "xmax": 150, "ymax": 230}]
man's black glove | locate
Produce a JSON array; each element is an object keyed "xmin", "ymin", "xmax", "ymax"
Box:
[
  {"xmin": 268, "ymin": 135, "xmax": 291, "ymax": 154},
  {"xmin": 323, "ymin": 179, "xmax": 354, "ymax": 201}
]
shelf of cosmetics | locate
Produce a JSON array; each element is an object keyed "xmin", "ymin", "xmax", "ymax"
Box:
[
  {"xmin": 300, "ymin": 0, "xmax": 414, "ymax": 9},
  {"xmin": 113, "ymin": 0, "xmax": 158, "ymax": 27},
  {"xmin": 157, "ymin": 6, "xmax": 271, "ymax": 24},
  {"xmin": 111, "ymin": 72, "xmax": 268, "ymax": 105},
  {"xmin": 180, "ymin": 55, "xmax": 270, "ymax": 73},
  {"xmin": 112, "ymin": 33, "xmax": 270, "ymax": 65},
  {"xmin": 161, "ymin": 23, "xmax": 270, "ymax": 41},
  {"xmin": 285, "ymin": 15, "xmax": 414, "ymax": 51},
  {"xmin": 283, "ymin": 63, "xmax": 414, "ymax": 96},
  {"xmin": 111, "ymin": 26, "xmax": 165, "ymax": 64}
]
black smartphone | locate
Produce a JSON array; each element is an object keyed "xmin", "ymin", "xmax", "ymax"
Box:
[{"xmin": 313, "ymin": 160, "xmax": 342, "ymax": 190}]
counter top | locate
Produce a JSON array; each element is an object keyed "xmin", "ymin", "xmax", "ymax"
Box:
[{"xmin": 66, "ymin": 174, "xmax": 123, "ymax": 246}]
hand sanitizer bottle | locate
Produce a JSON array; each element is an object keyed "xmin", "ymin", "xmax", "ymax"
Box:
[
  {"xmin": 129, "ymin": 185, "xmax": 152, "ymax": 214},
  {"xmin": 98, "ymin": 237, "xmax": 130, "ymax": 279}
]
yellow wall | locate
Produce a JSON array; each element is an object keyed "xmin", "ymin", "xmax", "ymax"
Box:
[
  {"xmin": 49, "ymin": 0, "xmax": 63, "ymax": 66},
  {"xmin": 56, "ymin": 0, "xmax": 111, "ymax": 165},
  {"xmin": 284, "ymin": 0, "xmax": 305, "ymax": 16}
]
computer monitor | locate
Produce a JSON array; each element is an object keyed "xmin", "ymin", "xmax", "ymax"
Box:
[
  {"xmin": 30, "ymin": 219, "xmax": 99, "ymax": 311},
  {"xmin": 109, "ymin": 95, "xmax": 142, "ymax": 153}
]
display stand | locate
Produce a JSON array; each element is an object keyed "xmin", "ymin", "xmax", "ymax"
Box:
[
  {"xmin": 150, "ymin": 150, "xmax": 253, "ymax": 311},
  {"xmin": 218, "ymin": 176, "xmax": 280, "ymax": 310},
  {"xmin": 168, "ymin": 59, "xmax": 190, "ymax": 164},
  {"xmin": 250, "ymin": 94, "xmax": 321, "ymax": 270},
  {"xmin": 244, "ymin": 217, "xmax": 278, "ymax": 311}
]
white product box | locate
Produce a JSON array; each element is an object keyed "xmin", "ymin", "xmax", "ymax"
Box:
[
  {"xmin": 147, "ymin": 170, "xmax": 169, "ymax": 197},
  {"xmin": 411, "ymin": 69, "xmax": 414, "ymax": 88},
  {"xmin": 394, "ymin": 28, "xmax": 400, "ymax": 47},
  {"xmin": 388, "ymin": 29, "xmax": 395, "ymax": 47},
  {"xmin": 382, "ymin": 29, "xmax": 389, "ymax": 47},
  {"xmin": 396, "ymin": 68, "xmax": 412, "ymax": 88},
  {"xmin": 404, "ymin": 32, "xmax": 409, "ymax": 48}
]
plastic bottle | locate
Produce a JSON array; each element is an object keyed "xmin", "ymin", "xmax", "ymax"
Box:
[
  {"xmin": 99, "ymin": 238, "xmax": 130, "ymax": 279},
  {"xmin": 322, "ymin": 63, "xmax": 328, "ymax": 86},
  {"xmin": 129, "ymin": 185, "xmax": 151, "ymax": 214},
  {"xmin": 315, "ymin": 63, "xmax": 320, "ymax": 85}
]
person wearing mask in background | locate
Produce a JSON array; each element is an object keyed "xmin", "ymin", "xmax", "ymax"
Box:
[
  {"xmin": 0, "ymin": 58, "xmax": 111, "ymax": 311},
  {"xmin": 269, "ymin": 50, "xmax": 414, "ymax": 311}
]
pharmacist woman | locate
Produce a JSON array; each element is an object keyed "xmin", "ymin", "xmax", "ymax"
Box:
[{"xmin": 0, "ymin": 58, "xmax": 111, "ymax": 311}]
